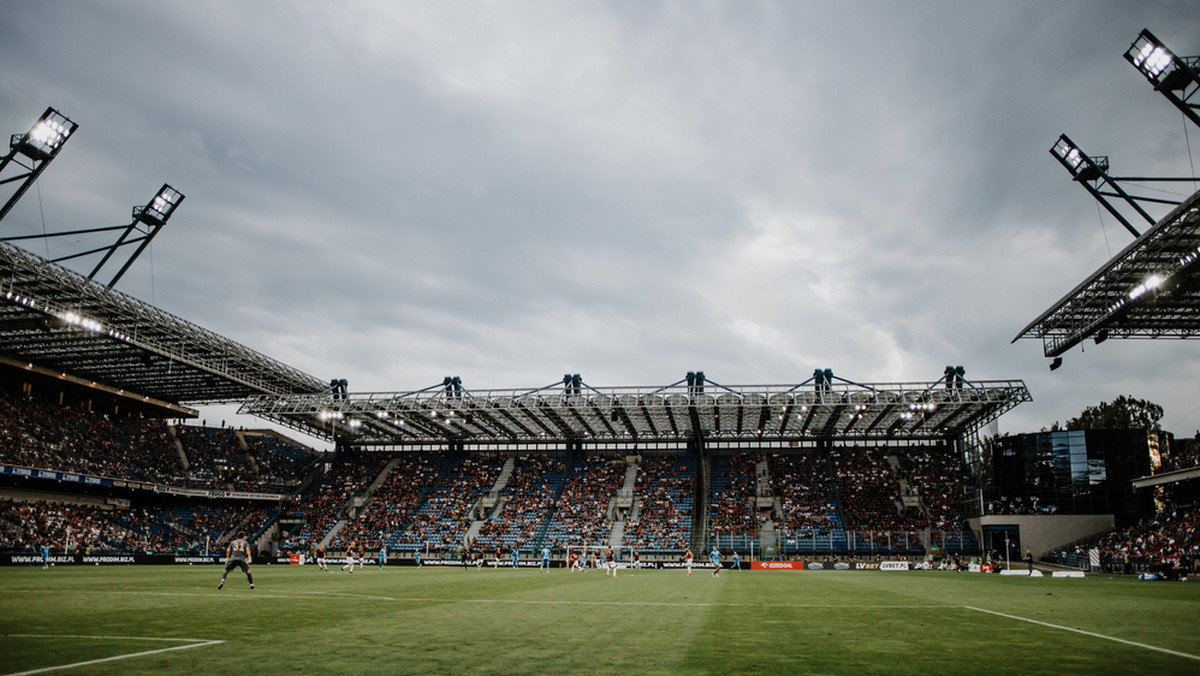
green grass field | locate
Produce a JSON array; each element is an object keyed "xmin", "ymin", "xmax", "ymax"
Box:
[{"xmin": 1, "ymin": 564, "xmax": 1197, "ymax": 675}]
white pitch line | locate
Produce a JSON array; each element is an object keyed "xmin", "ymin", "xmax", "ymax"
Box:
[
  {"xmin": 1, "ymin": 635, "xmax": 224, "ymax": 676},
  {"xmin": 964, "ymin": 606, "xmax": 1200, "ymax": 662}
]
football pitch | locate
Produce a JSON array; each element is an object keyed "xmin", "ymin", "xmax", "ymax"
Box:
[{"xmin": 1, "ymin": 565, "xmax": 1197, "ymax": 675}]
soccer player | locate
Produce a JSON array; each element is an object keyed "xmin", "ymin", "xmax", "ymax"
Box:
[
  {"xmin": 378, "ymin": 546, "xmax": 388, "ymax": 570},
  {"xmin": 732, "ymin": 550, "xmax": 740, "ymax": 571},
  {"xmin": 605, "ymin": 547, "xmax": 617, "ymax": 577},
  {"xmin": 684, "ymin": 546, "xmax": 694, "ymax": 576},
  {"xmin": 41, "ymin": 542, "xmax": 51, "ymax": 569},
  {"xmin": 415, "ymin": 549, "xmax": 422, "ymax": 568},
  {"xmin": 540, "ymin": 545, "xmax": 551, "ymax": 573},
  {"xmin": 710, "ymin": 546, "xmax": 721, "ymax": 577},
  {"xmin": 341, "ymin": 540, "xmax": 360, "ymax": 573},
  {"xmin": 569, "ymin": 550, "xmax": 581, "ymax": 572},
  {"xmin": 316, "ymin": 544, "xmax": 328, "ymax": 571},
  {"xmin": 217, "ymin": 532, "xmax": 254, "ymax": 590},
  {"xmin": 511, "ymin": 547, "xmax": 520, "ymax": 569},
  {"xmin": 631, "ymin": 549, "xmax": 641, "ymax": 571}
]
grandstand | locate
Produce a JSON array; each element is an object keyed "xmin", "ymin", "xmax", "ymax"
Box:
[
  {"xmin": 2, "ymin": 170, "xmax": 1185, "ymax": 572},
  {"xmin": 2, "ymin": 225, "xmax": 1039, "ymax": 563},
  {"xmin": 0, "ymin": 197, "xmax": 1057, "ymax": 565},
  {"xmin": 1, "ymin": 27, "xmax": 1194, "ymax": 572}
]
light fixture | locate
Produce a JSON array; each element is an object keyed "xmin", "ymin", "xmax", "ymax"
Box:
[
  {"xmin": 0, "ymin": 107, "xmax": 78, "ymax": 223},
  {"xmin": 1124, "ymin": 29, "xmax": 1200, "ymax": 127},
  {"xmin": 1129, "ymin": 36, "xmax": 1173, "ymax": 81},
  {"xmin": 1050, "ymin": 135, "xmax": 1106, "ymax": 181},
  {"xmin": 13, "ymin": 107, "xmax": 77, "ymax": 160},
  {"xmin": 1049, "ymin": 357, "xmax": 1063, "ymax": 371},
  {"xmin": 133, "ymin": 184, "xmax": 185, "ymax": 226}
]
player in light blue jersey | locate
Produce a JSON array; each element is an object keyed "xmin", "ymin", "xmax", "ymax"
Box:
[
  {"xmin": 732, "ymin": 550, "xmax": 740, "ymax": 571},
  {"xmin": 415, "ymin": 550, "xmax": 422, "ymax": 567},
  {"xmin": 710, "ymin": 546, "xmax": 721, "ymax": 577},
  {"xmin": 540, "ymin": 546, "xmax": 551, "ymax": 573},
  {"xmin": 511, "ymin": 547, "xmax": 520, "ymax": 569},
  {"xmin": 41, "ymin": 543, "xmax": 51, "ymax": 569},
  {"xmin": 378, "ymin": 547, "xmax": 387, "ymax": 570}
]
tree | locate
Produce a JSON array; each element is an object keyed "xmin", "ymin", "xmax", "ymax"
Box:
[{"xmin": 1064, "ymin": 395, "xmax": 1163, "ymax": 431}]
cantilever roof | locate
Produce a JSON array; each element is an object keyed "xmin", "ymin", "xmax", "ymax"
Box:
[
  {"xmin": 0, "ymin": 241, "xmax": 326, "ymax": 404},
  {"xmin": 1015, "ymin": 189, "xmax": 1200, "ymax": 357},
  {"xmin": 240, "ymin": 377, "xmax": 1032, "ymax": 447}
]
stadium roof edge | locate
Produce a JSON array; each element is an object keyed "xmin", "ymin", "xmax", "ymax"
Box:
[
  {"xmin": 240, "ymin": 377, "xmax": 1032, "ymax": 447},
  {"xmin": 0, "ymin": 240, "xmax": 327, "ymax": 404},
  {"xmin": 1013, "ymin": 188, "xmax": 1200, "ymax": 356}
]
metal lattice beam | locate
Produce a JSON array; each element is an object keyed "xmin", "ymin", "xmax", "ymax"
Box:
[
  {"xmin": 0, "ymin": 241, "xmax": 326, "ymax": 404},
  {"xmin": 240, "ymin": 378, "xmax": 1032, "ymax": 447},
  {"xmin": 1014, "ymin": 189, "xmax": 1200, "ymax": 357}
]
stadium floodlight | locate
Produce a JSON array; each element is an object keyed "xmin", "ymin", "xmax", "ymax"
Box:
[
  {"xmin": 1124, "ymin": 29, "xmax": 1200, "ymax": 127},
  {"xmin": 1048, "ymin": 134, "xmax": 1167, "ymax": 239},
  {"xmin": 3, "ymin": 182, "xmax": 186, "ymax": 289},
  {"xmin": 85, "ymin": 183, "xmax": 185, "ymax": 289},
  {"xmin": 0, "ymin": 107, "xmax": 78, "ymax": 223},
  {"xmin": 14, "ymin": 108, "xmax": 77, "ymax": 160},
  {"xmin": 132, "ymin": 184, "xmax": 184, "ymax": 226},
  {"xmin": 1050, "ymin": 135, "xmax": 1106, "ymax": 181}
]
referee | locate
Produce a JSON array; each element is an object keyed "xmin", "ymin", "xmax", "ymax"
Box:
[{"xmin": 217, "ymin": 532, "xmax": 255, "ymax": 590}]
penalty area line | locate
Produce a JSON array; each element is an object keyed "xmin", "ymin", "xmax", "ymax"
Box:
[
  {"xmin": 1, "ymin": 635, "xmax": 224, "ymax": 676},
  {"xmin": 964, "ymin": 606, "xmax": 1200, "ymax": 662}
]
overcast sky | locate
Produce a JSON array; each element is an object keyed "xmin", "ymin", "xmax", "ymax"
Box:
[{"xmin": 2, "ymin": 1, "xmax": 1198, "ymax": 446}]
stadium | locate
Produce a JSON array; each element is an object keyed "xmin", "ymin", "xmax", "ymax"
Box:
[{"xmin": 3, "ymin": 9, "xmax": 1200, "ymax": 676}]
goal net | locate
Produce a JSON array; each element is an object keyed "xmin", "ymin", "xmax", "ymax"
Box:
[{"xmin": 564, "ymin": 544, "xmax": 622, "ymax": 571}]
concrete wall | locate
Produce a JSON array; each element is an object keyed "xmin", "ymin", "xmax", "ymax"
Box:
[{"xmin": 969, "ymin": 514, "xmax": 1115, "ymax": 556}]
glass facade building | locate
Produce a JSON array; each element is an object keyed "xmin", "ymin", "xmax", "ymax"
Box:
[{"xmin": 992, "ymin": 430, "xmax": 1154, "ymax": 522}]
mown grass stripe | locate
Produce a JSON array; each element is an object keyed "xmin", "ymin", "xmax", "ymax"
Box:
[
  {"xmin": 964, "ymin": 606, "xmax": 1200, "ymax": 661},
  {"xmin": 1, "ymin": 637, "xmax": 224, "ymax": 676}
]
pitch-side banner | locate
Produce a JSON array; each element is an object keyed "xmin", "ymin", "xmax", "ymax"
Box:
[
  {"xmin": 752, "ymin": 561, "xmax": 804, "ymax": 570},
  {"xmin": 1, "ymin": 554, "xmax": 223, "ymax": 566}
]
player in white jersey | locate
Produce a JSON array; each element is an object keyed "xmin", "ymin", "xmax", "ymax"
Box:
[{"xmin": 341, "ymin": 540, "xmax": 360, "ymax": 573}]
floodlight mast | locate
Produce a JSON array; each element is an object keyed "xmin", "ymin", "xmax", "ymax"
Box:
[
  {"xmin": 1125, "ymin": 29, "xmax": 1200, "ymax": 128},
  {"xmin": 0, "ymin": 107, "xmax": 78, "ymax": 223},
  {"xmin": 12, "ymin": 183, "xmax": 186, "ymax": 289},
  {"xmin": 95, "ymin": 184, "xmax": 185, "ymax": 289},
  {"xmin": 1049, "ymin": 134, "xmax": 1193, "ymax": 239}
]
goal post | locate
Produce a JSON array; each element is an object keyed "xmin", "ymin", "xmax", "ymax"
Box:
[{"xmin": 565, "ymin": 544, "xmax": 621, "ymax": 570}]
